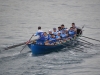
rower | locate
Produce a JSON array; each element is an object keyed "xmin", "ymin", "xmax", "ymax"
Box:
[
  {"xmin": 43, "ymin": 32, "xmax": 50, "ymax": 45},
  {"xmin": 72, "ymin": 23, "xmax": 77, "ymax": 32},
  {"xmin": 53, "ymin": 28, "xmax": 58, "ymax": 36},
  {"xmin": 61, "ymin": 24, "xmax": 68, "ymax": 31},
  {"xmin": 43, "ymin": 32, "xmax": 49, "ymax": 41},
  {"xmin": 68, "ymin": 27, "xmax": 76, "ymax": 38},
  {"xmin": 57, "ymin": 26, "xmax": 62, "ymax": 33},
  {"xmin": 72, "ymin": 23, "xmax": 82, "ymax": 36},
  {"xmin": 49, "ymin": 34, "xmax": 56, "ymax": 45},
  {"xmin": 60, "ymin": 30, "xmax": 68, "ymax": 40},
  {"xmin": 56, "ymin": 31, "xmax": 61, "ymax": 40},
  {"xmin": 48, "ymin": 30, "xmax": 52, "ymax": 40},
  {"xmin": 55, "ymin": 31, "xmax": 62, "ymax": 44}
]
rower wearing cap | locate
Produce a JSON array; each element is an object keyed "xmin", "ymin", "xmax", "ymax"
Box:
[
  {"xmin": 48, "ymin": 29, "xmax": 52, "ymax": 34},
  {"xmin": 49, "ymin": 34, "xmax": 56, "ymax": 45},
  {"xmin": 48, "ymin": 29, "xmax": 52, "ymax": 40},
  {"xmin": 53, "ymin": 28, "xmax": 58, "ymax": 36},
  {"xmin": 56, "ymin": 31, "xmax": 61, "ymax": 40}
]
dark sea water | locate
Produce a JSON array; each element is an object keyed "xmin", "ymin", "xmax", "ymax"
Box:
[{"xmin": 0, "ymin": 0, "xmax": 100, "ymax": 75}]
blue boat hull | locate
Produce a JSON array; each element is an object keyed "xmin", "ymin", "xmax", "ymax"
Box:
[
  {"xmin": 27, "ymin": 40, "xmax": 77, "ymax": 55},
  {"xmin": 28, "ymin": 44, "xmax": 63, "ymax": 55}
]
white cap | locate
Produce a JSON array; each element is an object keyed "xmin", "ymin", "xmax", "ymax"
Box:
[
  {"xmin": 58, "ymin": 31, "xmax": 61, "ymax": 33},
  {"xmin": 48, "ymin": 30, "xmax": 52, "ymax": 32}
]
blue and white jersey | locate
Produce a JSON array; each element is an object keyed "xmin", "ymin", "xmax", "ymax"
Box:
[
  {"xmin": 57, "ymin": 30, "xmax": 62, "ymax": 34},
  {"xmin": 34, "ymin": 30, "xmax": 43, "ymax": 36},
  {"xmin": 48, "ymin": 34, "xmax": 51, "ymax": 40},
  {"xmin": 49, "ymin": 38, "xmax": 55, "ymax": 41},
  {"xmin": 34, "ymin": 30, "xmax": 44, "ymax": 40},
  {"xmin": 56, "ymin": 35, "xmax": 61, "ymax": 39},
  {"xmin": 61, "ymin": 28, "xmax": 67, "ymax": 31},
  {"xmin": 53, "ymin": 32, "xmax": 58, "ymax": 36},
  {"xmin": 61, "ymin": 28, "xmax": 68, "ymax": 33},
  {"xmin": 49, "ymin": 37, "xmax": 56, "ymax": 43},
  {"xmin": 68, "ymin": 30, "xmax": 76, "ymax": 37},
  {"xmin": 44, "ymin": 35, "xmax": 49, "ymax": 41},
  {"xmin": 61, "ymin": 33, "xmax": 67, "ymax": 38}
]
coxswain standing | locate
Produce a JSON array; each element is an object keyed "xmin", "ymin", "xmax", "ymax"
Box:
[
  {"xmin": 34, "ymin": 26, "xmax": 44, "ymax": 45},
  {"xmin": 34, "ymin": 26, "xmax": 43, "ymax": 36}
]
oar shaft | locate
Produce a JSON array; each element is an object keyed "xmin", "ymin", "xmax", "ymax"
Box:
[
  {"xmin": 4, "ymin": 39, "xmax": 35, "ymax": 50},
  {"xmin": 20, "ymin": 35, "xmax": 34, "ymax": 53},
  {"xmin": 4, "ymin": 42, "xmax": 26, "ymax": 50},
  {"xmin": 82, "ymin": 36, "xmax": 100, "ymax": 42},
  {"xmin": 20, "ymin": 44, "xmax": 27, "ymax": 53},
  {"xmin": 79, "ymin": 38, "xmax": 94, "ymax": 45},
  {"xmin": 77, "ymin": 40, "xmax": 92, "ymax": 46},
  {"xmin": 78, "ymin": 44, "xmax": 90, "ymax": 48}
]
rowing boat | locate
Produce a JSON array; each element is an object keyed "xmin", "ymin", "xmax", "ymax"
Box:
[{"xmin": 28, "ymin": 28, "xmax": 82, "ymax": 55}]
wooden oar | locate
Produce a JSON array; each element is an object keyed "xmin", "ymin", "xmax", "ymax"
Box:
[
  {"xmin": 20, "ymin": 35, "xmax": 34, "ymax": 53},
  {"xmin": 77, "ymin": 39, "xmax": 100, "ymax": 47},
  {"xmin": 78, "ymin": 38, "xmax": 94, "ymax": 45},
  {"xmin": 4, "ymin": 37, "xmax": 35, "ymax": 50},
  {"xmin": 4, "ymin": 42, "xmax": 26, "ymax": 50},
  {"xmin": 81, "ymin": 36, "xmax": 100, "ymax": 42},
  {"xmin": 77, "ymin": 40, "xmax": 95, "ymax": 48},
  {"xmin": 77, "ymin": 40, "xmax": 92, "ymax": 46}
]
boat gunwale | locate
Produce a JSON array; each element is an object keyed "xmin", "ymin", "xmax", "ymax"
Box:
[{"xmin": 29, "ymin": 38, "xmax": 78, "ymax": 47}]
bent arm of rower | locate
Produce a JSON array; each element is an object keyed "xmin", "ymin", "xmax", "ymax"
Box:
[{"xmin": 33, "ymin": 32, "xmax": 38, "ymax": 36}]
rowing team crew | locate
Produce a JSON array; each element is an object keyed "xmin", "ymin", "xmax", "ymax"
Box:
[{"xmin": 32, "ymin": 23, "xmax": 82, "ymax": 45}]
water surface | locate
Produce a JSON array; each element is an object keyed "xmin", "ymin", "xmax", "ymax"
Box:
[{"xmin": 0, "ymin": 0, "xmax": 100, "ymax": 75}]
